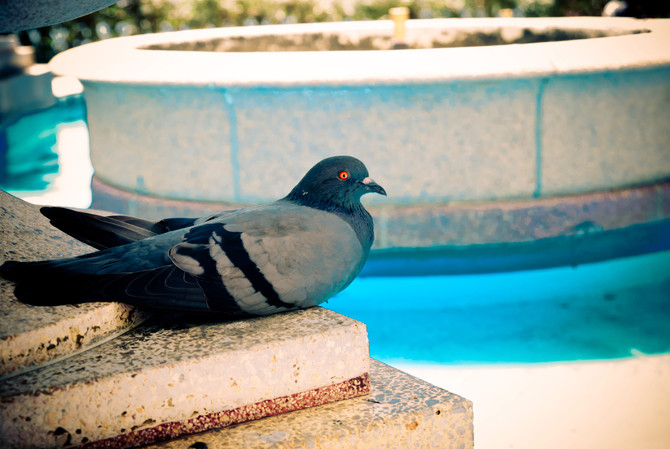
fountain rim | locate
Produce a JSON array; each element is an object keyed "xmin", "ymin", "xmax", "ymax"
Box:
[{"xmin": 49, "ymin": 17, "xmax": 670, "ymax": 87}]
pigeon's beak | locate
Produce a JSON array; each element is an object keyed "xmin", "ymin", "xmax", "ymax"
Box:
[{"xmin": 361, "ymin": 177, "xmax": 387, "ymax": 196}]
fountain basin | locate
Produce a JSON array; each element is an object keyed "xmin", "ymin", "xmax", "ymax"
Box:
[{"xmin": 49, "ymin": 17, "xmax": 670, "ymax": 261}]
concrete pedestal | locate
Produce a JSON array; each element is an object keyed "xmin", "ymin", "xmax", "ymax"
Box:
[{"xmin": 0, "ymin": 308, "xmax": 370, "ymax": 448}]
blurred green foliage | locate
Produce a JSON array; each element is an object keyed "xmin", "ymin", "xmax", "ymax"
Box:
[{"xmin": 18, "ymin": 0, "xmax": 615, "ymax": 63}]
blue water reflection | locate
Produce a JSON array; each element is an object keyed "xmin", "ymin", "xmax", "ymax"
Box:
[{"xmin": 326, "ymin": 250, "xmax": 670, "ymax": 364}]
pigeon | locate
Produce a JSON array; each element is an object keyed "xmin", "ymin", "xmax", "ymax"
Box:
[{"xmin": 0, "ymin": 156, "xmax": 386, "ymax": 317}]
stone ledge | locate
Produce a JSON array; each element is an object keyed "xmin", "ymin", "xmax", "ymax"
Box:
[
  {"xmin": 0, "ymin": 307, "xmax": 370, "ymax": 449},
  {"xmin": 143, "ymin": 359, "xmax": 474, "ymax": 449},
  {"xmin": 80, "ymin": 373, "xmax": 369, "ymax": 449},
  {"xmin": 0, "ymin": 190, "xmax": 148, "ymax": 378}
]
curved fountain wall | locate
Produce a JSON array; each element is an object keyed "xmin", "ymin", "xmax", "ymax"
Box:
[{"xmin": 49, "ymin": 17, "xmax": 670, "ymax": 269}]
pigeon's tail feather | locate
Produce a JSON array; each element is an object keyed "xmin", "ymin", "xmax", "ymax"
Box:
[
  {"xmin": 157, "ymin": 217, "xmax": 200, "ymax": 231},
  {"xmin": 0, "ymin": 260, "xmax": 219, "ymax": 313},
  {"xmin": 0, "ymin": 259, "xmax": 103, "ymax": 306},
  {"xmin": 40, "ymin": 207, "xmax": 200, "ymax": 250},
  {"xmin": 40, "ymin": 206, "xmax": 165, "ymax": 250}
]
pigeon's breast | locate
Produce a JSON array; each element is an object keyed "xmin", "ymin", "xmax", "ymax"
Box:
[{"xmin": 238, "ymin": 208, "xmax": 365, "ymax": 312}]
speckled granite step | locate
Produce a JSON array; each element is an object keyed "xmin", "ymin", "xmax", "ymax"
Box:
[
  {"xmin": 0, "ymin": 191, "xmax": 149, "ymax": 378},
  {"xmin": 145, "ymin": 359, "xmax": 474, "ymax": 449},
  {"xmin": 0, "ymin": 307, "xmax": 370, "ymax": 449}
]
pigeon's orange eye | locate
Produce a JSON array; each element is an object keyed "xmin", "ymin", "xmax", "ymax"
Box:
[{"xmin": 338, "ymin": 170, "xmax": 349, "ymax": 180}]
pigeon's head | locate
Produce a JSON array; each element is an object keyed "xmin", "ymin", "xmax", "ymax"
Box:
[{"xmin": 286, "ymin": 156, "xmax": 386, "ymax": 210}]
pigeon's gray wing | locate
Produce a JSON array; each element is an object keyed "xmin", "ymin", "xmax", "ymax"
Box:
[{"xmin": 169, "ymin": 202, "xmax": 366, "ymax": 315}]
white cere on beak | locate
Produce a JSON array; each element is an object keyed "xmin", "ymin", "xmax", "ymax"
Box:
[{"xmin": 362, "ymin": 177, "xmax": 375, "ymax": 185}]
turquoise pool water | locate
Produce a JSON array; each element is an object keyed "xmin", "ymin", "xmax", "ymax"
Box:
[
  {"xmin": 0, "ymin": 96, "xmax": 86, "ymax": 192},
  {"xmin": 326, "ymin": 250, "xmax": 670, "ymax": 364}
]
